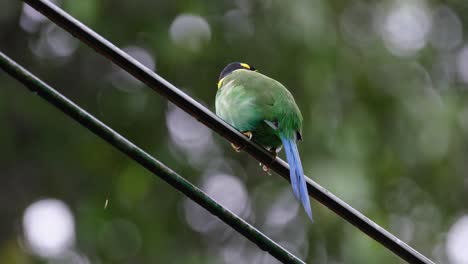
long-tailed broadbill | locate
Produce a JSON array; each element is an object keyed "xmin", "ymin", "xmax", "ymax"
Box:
[{"xmin": 215, "ymin": 62, "xmax": 313, "ymax": 220}]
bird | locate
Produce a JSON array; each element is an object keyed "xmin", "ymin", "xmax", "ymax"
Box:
[{"xmin": 215, "ymin": 62, "xmax": 313, "ymax": 221}]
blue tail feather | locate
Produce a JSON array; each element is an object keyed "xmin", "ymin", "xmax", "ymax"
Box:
[{"xmin": 280, "ymin": 135, "xmax": 313, "ymax": 221}]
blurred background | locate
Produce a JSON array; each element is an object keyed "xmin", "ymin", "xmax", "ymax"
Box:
[{"xmin": 0, "ymin": 0, "xmax": 467, "ymax": 263}]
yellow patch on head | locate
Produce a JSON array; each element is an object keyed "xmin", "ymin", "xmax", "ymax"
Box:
[
  {"xmin": 217, "ymin": 78, "xmax": 224, "ymax": 89},
  {"xmin": 240, "ymin": 63, "xmax": 251, "ymax": 69}
]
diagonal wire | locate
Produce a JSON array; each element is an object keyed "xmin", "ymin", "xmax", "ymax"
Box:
[
  {"xmin": 19, "ymin": 1, "xmax": 435, "ymax": 263},
  {"xmin": 0, "ymin": 52, "xmax": 305, "ymax": 264}
]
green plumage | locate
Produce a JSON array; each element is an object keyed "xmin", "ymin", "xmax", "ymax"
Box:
[
  {"xmin": 215, "ymin": 69, "xmax": 303, "ymax": 150},
  {"xmin": 215, "ymin": 63, "xmax": 313, "ymax": 220}
]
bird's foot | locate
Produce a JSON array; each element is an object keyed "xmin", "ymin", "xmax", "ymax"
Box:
[
  {"xmin": 243, "ymin": 131, "xmax": 253, "ymax": 139},
  {"xmin": 231, "ymin": 131, "xmax": 253, "ymax": 152}
]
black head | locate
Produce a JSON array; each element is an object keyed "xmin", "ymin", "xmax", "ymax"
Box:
[{"xmin": 218, "ymin": 62, "xmax": 256, "ymax": 81}]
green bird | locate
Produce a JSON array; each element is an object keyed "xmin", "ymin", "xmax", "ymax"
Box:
[{"xmin": 215, "ymin": 62, "xmax": 312, "ymax": 220}]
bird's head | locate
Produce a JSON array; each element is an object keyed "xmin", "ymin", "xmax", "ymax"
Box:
[{"xmin": 218, "ymin": 62, "xmax": 256, "ymax": 89}]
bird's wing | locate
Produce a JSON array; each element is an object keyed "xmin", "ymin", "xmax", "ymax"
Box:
[{"xmin": 215, "ymin": 79, "xmax": 267, "ymax": 132}]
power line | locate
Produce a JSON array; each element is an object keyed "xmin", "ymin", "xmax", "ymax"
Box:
[
  {"xmin": 0, "ymin": 52, "xmax": 305, "ymax": 264},
  {"xmin": 19, "ymin": 1, "xmax": 436, "ymax": 263}
]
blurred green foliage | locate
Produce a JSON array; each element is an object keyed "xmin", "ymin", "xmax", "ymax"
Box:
[{"xmin": 1, "ymin": 0, "xmax": 468, "ymax": 263}]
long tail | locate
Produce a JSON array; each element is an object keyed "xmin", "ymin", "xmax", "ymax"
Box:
[{"xmin": 280, "ymin": 135, "xmax": 313, "ymax": 221}]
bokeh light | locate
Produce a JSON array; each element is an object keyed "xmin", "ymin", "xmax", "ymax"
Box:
[
  {"xmin": 184, "ymin": 173, "xmax": 250, "ymax": 236},
  {"xmin": 109, "ymin": 46, "xmax": 155, "ymax": 92},
  {"xmin": 456, "ymin": 45, "xmax": 468, "ymax": 85},
  {"xmin": 429, "ymin": 6, "xmax": 462, "ymax": 51},
  {"xmin": 29, "ymin": 24, "xmax": 78, "ymax": 60},
  {"xmin": 169, "ymin": 14, "xmax": 211, "ymax": 52},
  {"xmin": 264, "ymin": 188, "xmax": 299, "ymax": 228},
  {"xmin": 22, "ymin": 199, "xmax": 75, "ymax": 258},
  {"xmin": 446, "ymin": 215, "xmax": 468, "ymax": 264},
  {"xmin": 48, "ymin": 250, "xmax": 91, "ymax": 264},
  {"xmin": 166, "ymin": 102, "xmax": 218, "ymax": 166},
  {"xmin": 378, "ymin": 0, "xmax": 432, "ymax": 57},
  {"xmin": 19, "ymin": 3, "xmax": 48, "ymax": 33}
]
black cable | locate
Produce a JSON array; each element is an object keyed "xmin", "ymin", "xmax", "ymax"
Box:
[{"xmin": 0, "ymin": 51, "xmax": 305, "ymax": 264}]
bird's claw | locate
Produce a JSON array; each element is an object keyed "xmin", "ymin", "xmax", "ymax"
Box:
[
  {"xmin": 243, "ymin": 131, "xmax": 253, "ymax": 140},
  {"xmin": 230, "ymin": 131, "xmax": 253, "ymax": 152},
  {"xmin": 231, "ymin": 143, "xmax": 242, "ymax": 152}
]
